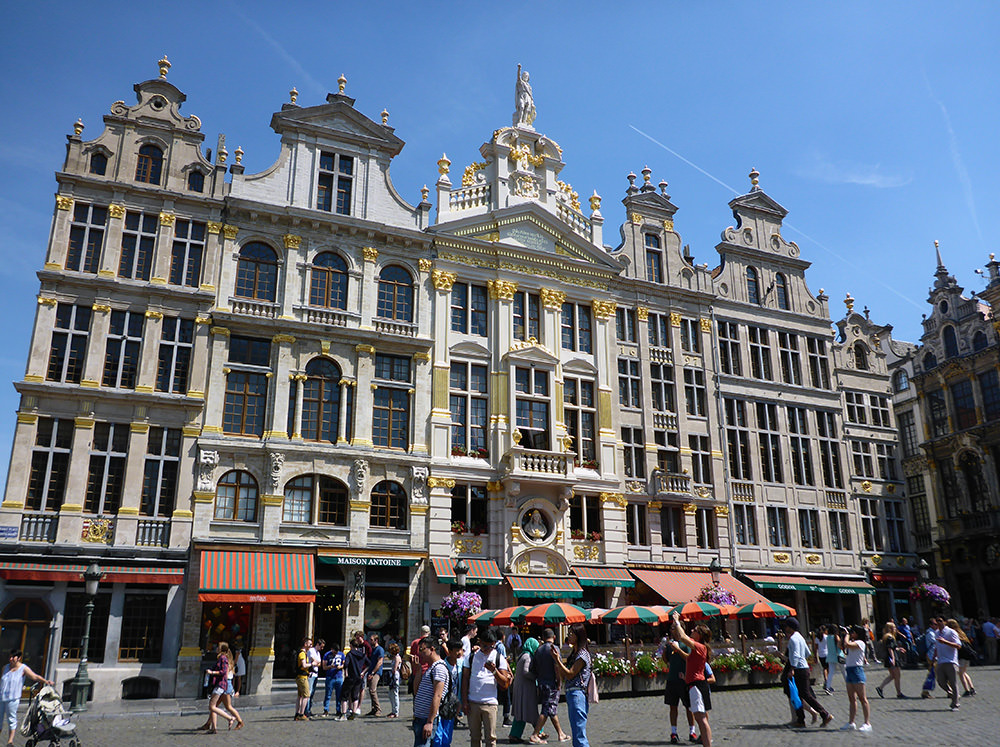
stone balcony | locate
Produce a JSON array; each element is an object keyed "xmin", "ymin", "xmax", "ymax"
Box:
[
  {"xmin": 228, "ymin": 297, "xmax": 279, "ymax": 318},
  {"xmin": 940, "ymin": 509, "xmax": 1000, "ymax": 539},
  {"xmin": 651, "ymin": 470, "xmax": 691, "ymax": 496},
  {"xmin": 293, "ymin": 305, "xmax": 359, "ymax": 328},
  {"xmin": 503, "ymin": 447, "xmax": 573, "ymax": 480},
  {"xmin": 19, "ymin": 512, "xmax": 58, "ymax": 542},
  {"xmin": 652, "ymin": 411, "xmax": 678, "ymax": 430},
  {"xmin": 373, "ymin": 318, "xmax": 418, "ymax": 337}
]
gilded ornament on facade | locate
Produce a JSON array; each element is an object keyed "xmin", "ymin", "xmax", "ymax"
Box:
[
  {"xmin": 486, "ymin": 481, "xmax": 503, "ymax": 492},
  {"xmin": 412, "ymin": 351, "xmax": 431, "ymax": 362},
  {"xmin": 699, "ymin": 318, "xmax": 712, "ymax": 332},
  {"xmin": 870, "ymin": 554, "xmax": 882, "ymax": 566},
  {"xmin": 222, "ymin": 224, "xmax": 239, "ymax": 240},
  {"xmin": 886, "ymin": 483, "xmax": 896, "ymax": 494},
  {"xmin": 647, "ymin": 500, "xmax": 662, "ymax": 510},
  {"xmin": 600, "ymin": 492, "xmax": 627, "ymax": 508},
  {"xmin": 589, "ymin": 192, "xmax": 602, "ymax": 212},
  {"xmin": 462, "ymin": 161, "xmax": 488, "ymax": 187},
  {"xmin": 107, "ymin": 204, "xmax": 126, "ymax": 220},
  {"xmin": 426, "ymin": 477, "xmax": 456, "ymax": 489},
  {"xmin": 81, "ymin": 517, "xmax": 113, "ymax": 544},
  {"xmin": 573, "ymin": 545, "xmax": 600, "ymax": 561},
  {"xmin": 355, "ymin": 344, "xmax": 375, "ymax": 354},
  {"xmin": 283, "ymin": 234, "xmax": 302, "ymax": 249},
  {"xmin": 418, "ymin": 258, "xmax": 432, "ymax": 273},
  {"xmin": 626, "ymin": 480, "xmax": 645, "ymax": 493},
  {"xmin": 56, "ymin": 196, "xmax": 73, "ymax": 211},
  {"xmin": 591, "ymin": 300, "xmax": 617, "ymax": 319},
  {"xmin": 630, "ymin": 212, "xmax": 642, "ymax": 224},
  {"xmin": 515, "ymin": 558, "xmax": 529, "ymax": 574},
  {"xmin": 271, "ymin": 334, "xmax": 296, "ymax": 344},
  {"xmin": 37, "ymin": 297, "xmax": 58, "ymax": 307},
  {"xmin": 488, "ymin": 279, "xmax": 518, "ymax": 300},
  {"xmin": 669, "ymin": 312, "xmax": 682, "ymax": 327},
  {"xmin": 454, "ymin": 539, "xmax": 482, "ymax": 554},
  {"xmin": 546, "ymin": 557, "xmax": 561, "ymax": 575},
  {"xmin": 158, "ymin": 212, "xmax": 176, "ymax": 227},
  {"xmin": 362, "ymin": 246, "xmax": 379, "ymax": 262},
  {"xmin": 861, "ymin": 480, "xmax": 872, "ymax": 493},
  {"xmin": 207, "ymin": 222, "xmax": 222, "ymax": 235},
  {"xmin": 695, "ymin": 486, "xmax": 712, "ymax": 499},
  {"xmin": 663, "ymin": 219, "xmax": 674, "ymax": 232},
  {"xmin": 511, "ymin": 428, "xmax": 523, "ymax": 445},
  {"xmin": 539, "ymin": 288, "xmax": 566, "ymax": 309},
  {"xmin": 437, "ymin": 154, "xmax": 450, "ymax": 175},
  {"xmin": 773, "ymin": 552, "xmax": 790, "ymax": 563},
  {"xmin": 91, "ymin": 304, "xmax": 111, "ymax": 314},
  {"xmin": 432, "ymin": 270, "xmax": 457, "ymax": 291},
  {"xmin": 682, "ymin": 502, "xmax": 697, "ymax": 515},
  {"xmin": 714, "ymin": 505, "xmax": 729, "ymax": 517},
  {"xmin": 805, "ymin": 554, "xmax": 821, "ymax": 565},
  {"xmin": 636, "ymin": 306, "xmax": 649, "ymax": 321}
]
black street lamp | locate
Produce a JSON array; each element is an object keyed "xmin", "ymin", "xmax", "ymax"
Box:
[
  {"xmin": 454, "ymin": 557, "xmax": 469, "ymax": 591},
  {"xmin": 68, "ymin": 563, "xmax": 103, "ymax": 712},
  {"xmin": 918, "ymin": 558, "xmax": 930, "ymax": 581},
  {"xmin": 709, "ymin": 557, "xmax": 722, "ymax": 586}
]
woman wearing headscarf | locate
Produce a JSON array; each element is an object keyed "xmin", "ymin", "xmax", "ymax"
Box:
[{"xmin": 509, "ymin": 637, "xmax": 540, "ymax": 744}]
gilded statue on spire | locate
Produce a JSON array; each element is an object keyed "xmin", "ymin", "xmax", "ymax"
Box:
[{"xmin": 514, "ymin": 64, "xmax": 536, "ymax": 128}]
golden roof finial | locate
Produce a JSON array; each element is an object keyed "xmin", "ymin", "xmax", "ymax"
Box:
[
  {"xmin": 158, "ymin": 54, "xmax": 171, "ymax": 79},
  {"xmin": 589, "ymin": 191, "xmax": 602, "ymax": 212},
  {"xmin": 337, "ymin": 73, "xmax": 347, "ymax": 94},
  {"xmin": 73, "ymin": 118, "xmax": 84, "ymax": 136},
  {"xmin": 420, "ymin": 185, "xmax": 429, "ymax": 202},
  {"xmin": 437, "ymin": 153, "xmax": 451, "ymax": 175},
  {"xmin": 844, "ymin": 292, "xmax": 854, "ymax": 313},
  {"xmin": 234, "ymin": 146, "xmax": 244, "ymax": 165},
  {"xmin": 381, "ymin": 108, "xmax": 389, "ymax": 125},
  {"xmin": 749, "ymin": 167, "xmax": 760, "ymax": 188},
  {"xmin": 642, "ymin": 165, "xmax": 652, "ymax": 184},
  {"xmin": 289, "ymin": 87, "xmax": 298, "ymax": 104}
]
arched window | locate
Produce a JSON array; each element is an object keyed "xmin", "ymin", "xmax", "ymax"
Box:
[
  {"xmin": 214, "ymin": 470, "xmax": 258, "ymax": 522},
  {"xmin": 370, "ymin": 480, "xmax": 407, "ymax": 530},
  {"xmin": 377, "ymin": 265, "xmax": 414, "ymax": 321},
  {"xmin": 283, "ymin": 474, "xmax": 349, "ymax": 525},
  {"xmin": 943, "ymin": 326, "xmax": 959, "ymax": 358},
  {"xmin": 775, "ymin": 273, "xmax": 789, "ymax": 310},
  {"xmin": 135, "ymin": 144, "xmax": 163, "ymax": 185},
  {"xmin": 973, "ymin": 330, "xmax": 988, "ymax": 352},
  {"xmin": 309, "ymin": 252, "xmax": 348, "ymax": 309},
  {"xmin": 89, "ymin": 152, "xmax": 108, "ymax": 176},
  {"xmin": 893, "ymin": 369, "xmax": 910, "ymax": 392},
  {"xmin": 854, "ymin": 342, "xmax": 869, "ymax": 371},
  {"xmin": 746, "ymin": 267, "xmax": 760, "ymax": 305},
  {"xmin": 924, "ymin": 352, "xmax": 938, "ymax": 371},
  {"xmin": 300, "ymin": 358, "xmax": 341, "ymax": 442},
  {"xmin": 235, "ymin": 242, "xmax": 279, "ymax": 301},
  {"xmin": 187, "ymin": 170, "xmax": 205, "ymax": 193}
]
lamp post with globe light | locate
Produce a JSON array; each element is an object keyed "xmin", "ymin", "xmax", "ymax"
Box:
[{"xmin": 68, "ymin": 563, "xmax": 103, "ymax": 712}]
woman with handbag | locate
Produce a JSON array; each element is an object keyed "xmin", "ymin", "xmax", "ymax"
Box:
[
  {"xmin": 509, "ymin": 637, "xmax": 540, "ymax": 744},
  {"xmin": 946, "ymin": 619, "xmax": 977, "ymax": 696},
  {"xmin": 551, "ymin": 623, "xmax": 593, "ymax": 747},
  {"xmin": 876, "ymin": 622, "xmax": 907, "ymax": 699}
]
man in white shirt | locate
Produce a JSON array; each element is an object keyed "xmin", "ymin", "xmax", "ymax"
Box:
[
  {"xmin": 461, "ymin": 627, "xmax": 510, "ymax": 747},
  {"xmin": 982, "ymin": 617, "xmax": 998, "ymax": 664},
  {"xmin": 932, "ymin": 617, "xmax": 962, "ymax": 710},
  {"xmin": 780, "ymin": 617, "xmax": 833, "ymax": 728}
]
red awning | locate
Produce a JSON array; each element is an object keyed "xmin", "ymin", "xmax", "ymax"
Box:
[
  {"xmin": 198, "ymin": 550, "xmax": 315, "ymax": 603},
  {"xmin": 871, "ymin": 572, "xmax": 918, "ymax": 584},
  {"xmin": 431, "ymin": 558, "xmax": 503, "ymax": 585},
  {"xmin": 630, "ymin": 569, "xmax": 771, "ymax": 606},
  {"xmin": 0, "ymin": 561, "xmax": 183, "ymax": 585}
]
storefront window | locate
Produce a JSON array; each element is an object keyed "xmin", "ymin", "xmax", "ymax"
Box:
[{"xmin": 200, "ymin": 603, "xmax": 252, "ymax": 659}]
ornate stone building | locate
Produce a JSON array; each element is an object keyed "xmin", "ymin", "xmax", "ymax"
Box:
[
  {"xmin": 0, "ymin": 60, "xmax": 911, "ymax": 701},
  {"xmin": 887, "ymin": 246, "xmax": 1000, "ymax": 619}
]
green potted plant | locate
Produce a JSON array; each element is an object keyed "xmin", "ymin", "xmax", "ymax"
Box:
[
  {"xmin": 709, "ymin": 651, "xmax": 751, "ymax": 688},
  {"xmin": 592, "ymin": 650, "xmax": 632, "ymax": 696},
  {"xmin": 746, "ymin": 649, "xmax": 783, "ymax": 687}
]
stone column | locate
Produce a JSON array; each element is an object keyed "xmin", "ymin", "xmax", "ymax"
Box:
[
  {"xmin": 592, "ymin": 299, "xmax": 619, "ymax": 478},
  {"xmin": 267, "ymin": 334, "xmax": 296, "ymax": 439},
  {"xmin": 185, "ymin": 315, "xmax": 212, "ymax": 402},
  {"xmin": 202, "ymin": 327, "xmax": 231, "ymax": 434},
  {"xmin": 170, "ymin": 427, "xmax": 199, "ymax": 549},
  {"xmin": 600, "ymin": 492, "xmax": 628, "ymax": 565},
  {"xmin": 1, "ymin": 412, "xmax": 39, "ymax": 538},
  {"xmin": 279, "ymin": 234, "xmax": 302, "ymax": 318},
  {"xmin": 352, "ymin": 346, "xmax": 375, "ymax": 447},
  {"xmin": 136, "ymin": 310, "xmax": 164, "ymax": 393},
  {"xmin": 190, "ymin": 448, "xmax": 220, "ymax": 540},
  {"xmin": 250, "ymin": 603, "xmax": 277, "ymax": 696},
  {"xmin": 103, "ymin": 584, "xmax": 125, "ymax": 665},
  {"xmin": 349, "ymin": 459, "xmax": 370, "ymax": 548},
  {"xmin": 150, "ymin": 211, "xmax": 176, "ymax": 286},
  {"xmin": 410, "ymin": 466, "xmax": 429, "ymax": 551},
  {"xmin": 25, "ymin": 298, "xmax": 59, "ymax": 382},
  {"xmin": 113, "ymin": 421, "xmax": 150, "ymax": 546},
  {"xmin": 335, "ymin": 379, "xmax": 348, "ymax": 444},
  {"xmin": 260, "ymin": 451, "xmax": 285, "ymax": 542},
  {"xmin": 81, "ymin": 303, "xmax": 112, "ymax": 389},
  {"xmin": 45, "ymin": 195, "xmax": 75, "ymax": 269},
  {"xmin": 411, "ymin": 352, "xmax": 431, "ymax": 454},
  {"xmin": 55, "ymin": 413, "xmax": 96, "ymax": 543},
  {"xmin": 359, "ymin": 247, "xmax": 379, "ymax": 327},
  {"xmin": 99, "ymin": 203, "xmax": 126, "ymax": 278},
  {"xmin": 427, "ymin": 476, "xmax": 455, "ymax": 559},
  {"xmin": 216, "ymin": 225, "xmax": 240, "ymax": 310},
  {"xmin": 201, "ymin": 221, "xmax": 225, "ymax": 292}
]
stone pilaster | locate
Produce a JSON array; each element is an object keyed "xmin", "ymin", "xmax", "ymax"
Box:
[
  {"xmin": 352, "ymin": 346, "xmax": 375, "ymax": 447},
  {"xmin": 113, "ymin": 420, "xmax": 150, "ymax": 545},
  {"xmin": 266, "ymin": 334, "xmax": 295, "ymax": 439},
  {"xmin": 45, "ymin": 195, "xmax": 75, "ymax": 269},
  {"xmin": 150, "ymin": 211, "xmax": 176, "ymax": 285},
  {"xmin": 81, "ymin": 303, "xmax": 112, "ymax": 388},
  {"xmin": 136, "ymin": 310, "xmax": 164, "ymax": 392}
]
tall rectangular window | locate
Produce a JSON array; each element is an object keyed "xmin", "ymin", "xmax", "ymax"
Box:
[
  {"xmin": 102, "ymin": 309, "xmax": 144, "ymax": 389},
  {"xmin": 47, "ymin": 303, "xmax": 91, "ymax": 383},
  {"xmin": 66, "ymin": 202, "xmax": 106, "ymax": 273},
  {"xmin": 618, "ymin": 358, "xmax": 641, "ymax": 409},
  {"xmin": 766, "ymin": 506, "xmax": 790, "ymax": 547},
  {"xmin": 885, "ymin": 501, "xmax": 906, "ymax": 552},
  {"xmin": 816, "ymin": 411, "xmax": 844, "ymax": 488},
  {"xmin": 141, "ymin": 427, "xmax": 180, "ymax": 517},
  {"xmin": 684, "ymin": 369, "xmax": 706, "ymax": 416},
  {"xmin": 569, "ymin": 493, "xmax": 602, "ymax": 537},
  {"xmin": 621, "ymin": 427, "xmax": 645, "ymax": 479},
  {"xmin": 870, "ymin": 395, "xmax": 891, "ymax": 428},
  {"xmin": 451, "ymin": 485, "xmax": 488, "ymax": 535},
  {"xmin": 859, "ymin": 497, "xmax": 883, "ymax": 551},
  {"xmin": 828, "ymin": 511, "xmax": 851, "ymax": 550},
  {"xmin": 898, "ymin": 411, "xmax": 919, "ymax": 457},
  {"xmin": 450, "ymin": 283, "xmax": 488, "ymax": 336},
  {"xmin": 851, "ymin": 440, "xmax": 875, "ymax": 478},
  {"xmin": 979, "ymin": 370, "xmax": 1000, "ymax": 421},
  {"xmin": 756, "ymin": 402, "xmax": 783, "ymax": 482},
  {"xmin": 223, "ymin": 336, "xmax": 271, "ymax": 437},
  {"xmin": 689, "ymin": 434, "xmax": 712, "ymax": 485},
  {"xmin": 654, "ymin": 430, "xmax": 680, "ymax": 473},
  {"xmin": 626, "ymin": 502, "xmax": 648, "ymax": 546},
  {"xmin": 787, "ymin": 406, "xmax": 814, "ymax": 486},
  {"xmin": 373, "ymin": 354, "xmax": 411, "ymax": 450},
  {"xmin": 845, "ymin": 391, "xmax": 867, "ymax": 424},
  {"xmin": 718, "ymin": 321, "xmax": 742, "ymax": 376},
  {"xmin": 876, "ymin": 442, "xmax": 897, "ymax": 480},
  {"xmin": 647, "ymin": 313, "xmax": 671, "ymax": 348},
  {"xmin": 170, "ymin": 219, "xmax": 205, "ymax": 287},
  {"xmin": 514, "ymin": 367, "xmax": 550, "ymax": 450},
  {"xmin": 561, "ymin": 303, "xmax": 592, "ymax": 352},
  {"xmin": 449, "ymin": 361, "xmax": 488, "ymax": 456},
  {"xmin": 119, "ymin": 593, "xmax": 167, "ymax": 662},
  {"xmin": 733, "ymin": 503, "xmax": 758, "ymax": 545},
  {"xmin": 724, "ymin": 398, "xmax": 752, "ymax": 480},
  {"xmin": 695, "ymin": 508, "xmax": 717, "ymax": 549},
  {"xmin": 156, "ymin": 316, "xmax": 194, "ymax": 394},
  {"xmin": 118, "ymin": 211, "xmax": 157, "ymax": 280},
  {"xmin": 807, "ymin": 337, "xmax": 831, "ymax": 389},
  {"xmin": 650, "ymin": 363, "xmax": 675, "ymax": 413},
  {"xmin": 951, "ymin": 379, "xmax": 977, "ymax": 430},
  {"xmin": 927, "ymin": 389, "xmax": 948, "ymax": 437},
  {"xmin": 907, "ymin": 475, "xmax": 930, "ymax": 533},
  {"xmin": 26, "ymin": 417, "xmax": 72, "ymax": 511},
  {"xmin": 564, "ymin": 376, "xmax": 597, "ymax": 465},
  {"xmin": 84, "ymin": 422, "xmax": 129, "ymax": 515},
  {"xmin": 660, "ymin": 505, "xmax": 685, "ymax": 547},
  {"xmin": 748, "ymin": 326, "xmax": 773, "ymax": 380},
  {"xmin": 798, "ymin": 509, "xmax": 822, "ymax": 548},
  {"xmin": 645, "ymin": 234, "xmax": 663, "ymax": 283},
  {"xmin": 512, "ymin": 291, "xmax": 541, "ymax": 342},
  {"xmin": 317, "ymin": 151, "xmax": 353, "ymax": 215},
  {"xmin": 679, "ymin": 318, "xmax": 701, "ymax": 353},
  {"xmin": 777, "ymin": 331, "xmax": 802, "ymax": 385},
  {"xmin": 615, "ymin": 307, "xmax": 637, "ymax": 342},
  {"xmin": 60, "ymin": 593, "xmax": 111, "ymax": 662}
]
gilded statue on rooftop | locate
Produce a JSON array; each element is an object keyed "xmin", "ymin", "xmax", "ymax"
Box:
[{"xmin": 514, "ymin": 64, "xmax": 536, "ymax": 127}]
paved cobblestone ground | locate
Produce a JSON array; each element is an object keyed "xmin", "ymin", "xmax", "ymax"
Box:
[{"xmin": 59, "ymin": 665, "xmax": 999, "ymax": 746}]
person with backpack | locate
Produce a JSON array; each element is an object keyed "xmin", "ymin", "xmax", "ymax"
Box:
[
  {"xmin": 294, "ymin": 637, "xmax": 312, "ymax": 721},
  {"xmin": 462, "ymin": 627, "xmax": 512, "ymax": 747},
  {"xmin": 432, "ymin": 638, "xmax": 464, "ymax": 747},
  {"xmin": 413, "ymin": 640, "xmax": 449, "ymax": 747},
  {"xmin": 341, "ymin": 636, "xmax": 369, "ymax": 720}
]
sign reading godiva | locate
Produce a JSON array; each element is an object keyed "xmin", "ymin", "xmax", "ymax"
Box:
[{"xmin": 319, "ymin": 556, "xmax": 422, "ymax": 567}]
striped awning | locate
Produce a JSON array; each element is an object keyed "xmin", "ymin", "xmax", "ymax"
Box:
[
  {"xmin": 506, "ymin": 575, "xmax": 584, "ymax": 599},
  {"xmin": 431, "ymin": 558, "xmax": 503, "ymax": 585},
  {"xmin": 630, "ymin": 569, "xmax": 771, "ymax": 606},
  {"xmin": 199, "ymin": 551, "xmax": 316, "ymax": 603},
  {"xmin": 0, "ymin": 561, "xmax": 183, "ymax": 585},
  {"xmin": 744, "ymin": 574, "xmax": 876, "ymax": 596},
  {"xmin": 571, "ymin": 566, "xmax": 636, "ymax": 588}
]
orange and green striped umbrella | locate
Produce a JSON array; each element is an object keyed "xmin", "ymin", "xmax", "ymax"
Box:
[
  {"xmin": 668, "ymin": 601, "xmax": 731, "ymax": 620},
  {"xmin": 492, "ymin": 605, "xmax": 530, "ymax": 625},
  {"xmin": 469, "ymin": 608, "xmax": 501, "ymax": 623},
  {"xmin": 733, "ymin": 601, "xmax": 796, "ymax": 619},
  {"xmin": 523, "ymin": 602, "xmax": 587, "ymax": 624},
  {"xmin": 600, "ymin": 605, "xmax": 667, "ymax": 625}
]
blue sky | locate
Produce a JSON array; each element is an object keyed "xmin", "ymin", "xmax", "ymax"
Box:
[{"xmin": 0, "ymin": 2, "xmax": 997, "ymax": 487}]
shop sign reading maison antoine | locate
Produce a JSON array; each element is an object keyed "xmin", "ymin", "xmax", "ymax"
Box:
[{"xmin": 320, "ymin": 556, "xmax": 422, "ymax": 567}]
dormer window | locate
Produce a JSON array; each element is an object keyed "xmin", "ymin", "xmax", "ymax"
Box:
[
  {"xmin": 187, "ymin": 170, "xmax": 205, "ymax": 193},
  {"xmin": 644, "ymin": 234, "xmax": 663, "ymax": 283},
  {"xmin": 943, "ymin": 325, "xmax": 959, "ymax": 358},
  {"xmin": 89, "ymin": 152, "xmax": 108, "ymax": 176},
  {"xmin": 746, "ymin": 267, "xmax": 760, "ymax": 304},
  {"xmin": 854, "ymin": 342, "xmax": 869, "ymax": 371},
  {"xmin": 775, "ymin": 273, "xmax": 789, "ymax": 310},
  {"xmin": 317, "ymin": 151, "xmax": 353, "ymax": 215},
  {"xmin": 135, "ymin": 144, "xmax": 163, "ymax": 185}
]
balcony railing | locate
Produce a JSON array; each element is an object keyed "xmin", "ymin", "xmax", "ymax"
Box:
[
  {"xmin": 650, "ymin": 346, "xmax": 673, "ymax": 365},
  {"xmin": 373, "ymin": 319, "xmax": 418, "ymax": 337},
  {"xmin": 826, "ymin": 491, "xmax": 848, "ymax": 509},
  {"xmin": 20, "ymin": 512, "xmax": 57, "ymax": 542},
  {"xmin": 293, "ymin": 305, "xmax": 356, "ymax": 327},
  {"xmin": 506, "ymin": 448, "xmax": 572, "ymax": 477},
  {"xmin": 136, "ymin": 518, "xmax": 171, "ymax": 547},
  {"xmin": 731, "ymin": 482, "xmax": 754, "ymax": 502},
  {"xmin": 913, "ymin": 531, "xmax": 933, "ymax": 552},
  {"xmin": 653, "ymin": 471, "xmax": 691, "ymax": 496},
  {"xmin": 960, "ymin": 510, "xmax": 1000, "ymax": 534},
  {"xmin": 652, "ymin": 411, "xmax": 678, "ymax": 430},
  {"xmin": 448, "ymin": 184, "xmax": 491, "ymax": 211},
  {"xmin": 555, "ymin": 202, "xmax": 593, "ymax": 239},
  {"xmin": 229, "ymin": 297, "xmax": 279, "ymax": 318}
]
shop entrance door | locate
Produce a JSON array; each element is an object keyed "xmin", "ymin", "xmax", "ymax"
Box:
[
  {"xmin": 313, "ymin": 585, "xmax": 345, "ymax": 651},
  {"xmin": 0, "ymin": 599, "xmax": 51, "ymax": 695},
  {"xmin": 273, "ymin": 603, "xmax": 306, "ymax": 679}
]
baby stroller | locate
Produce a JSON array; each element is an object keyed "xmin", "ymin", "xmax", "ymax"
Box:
[{"xmin": 19, "ymin": 684, "xmax": 80, "ymax": 747}]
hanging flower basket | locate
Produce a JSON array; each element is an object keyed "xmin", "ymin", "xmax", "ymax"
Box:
[
  {"xmin": 697, "ymin": 584, "xmax": 738, "ymax": 606},
  {"xmin": 440, "ymin": 590, "xmax": 483, "ymax": 625},
  {"xmin": 909, "ymin": 582, "xmax": 950, "ymax": 605}
]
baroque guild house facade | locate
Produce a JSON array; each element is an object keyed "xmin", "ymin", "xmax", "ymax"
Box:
[{"xmin": 0, "ymin": 59, "xmax": 914, "ymax": 702}]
